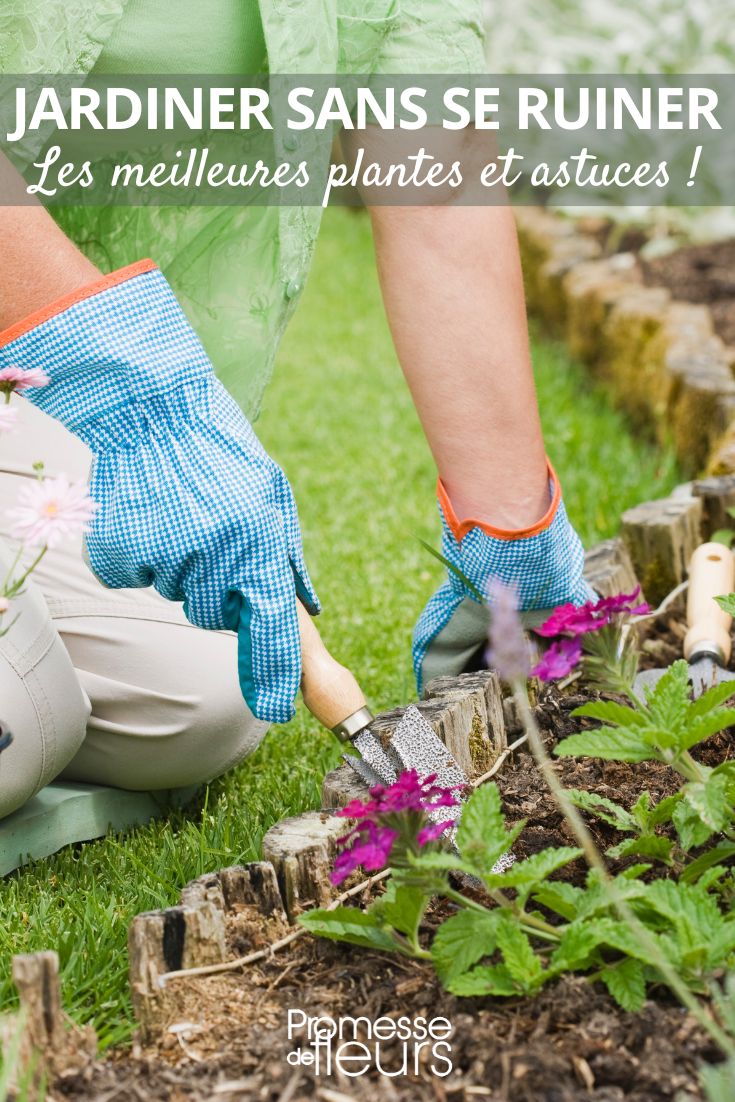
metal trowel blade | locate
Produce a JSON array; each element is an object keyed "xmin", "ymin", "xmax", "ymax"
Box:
[
  {"xmin": 688, "ymin": 656, "xmax": 735, "ymax": 698},
  {"xmin": 634, "ymin": 656, "xmax": 735, "ymax": 702},
  {"xmin": 351, "ymin": 727, "xmax": 401, "ymax": 785},
  {"xmin": 345, "ymin": 705, "xmax": 469, "ymax": 794}
]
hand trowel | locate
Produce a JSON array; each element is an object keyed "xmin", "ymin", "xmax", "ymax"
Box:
[
  {"xmin": 634, "ymin": 542, "xmax": 735, "ymax": 700},
  {"xmin": 297, "ymin": 602, "xmax": 468, "ymax": 795}
]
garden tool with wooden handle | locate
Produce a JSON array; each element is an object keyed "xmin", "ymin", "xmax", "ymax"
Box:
[
  {"xmin": 297, "ymin": 602, "xmax": 468, "ymax": 792},
  {"xmin": 634, "ymin": 542, "xmax": 735, "ymax": 699}
]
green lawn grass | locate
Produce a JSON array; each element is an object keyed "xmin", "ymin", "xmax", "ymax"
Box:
[{"xmin": 0, "ymin": 208, "xmax": 679, "ymax": 1049}]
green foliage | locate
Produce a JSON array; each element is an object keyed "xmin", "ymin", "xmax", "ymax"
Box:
[
  {"xmin": 681, "ymin": 843, "xmax": 735, "ymax": 885},
  {"xmin": 455, "ymin": 784, "xmax": 522, "ymax": 874},
  {"xmin": 557, "ymin": 662, "xmax": 735, "ymax": 855},
  {"xmin": 417, "ymin": 539, "xmax": 484, "ymax": 601},
  {"xmin": 564, "ymin": 788, "xmax": 677, "ymax": 865},
  {"xmin": 430, "ymin": 909, "xmax": 504, "ymax": 984},
  {"xmin": 565, "ymin": 788, "xmax": 638, "ymax": 831},
  {"xmin": 582, "ymin": 623, "xmax": 641, "ymax": 698},
  {"xmin": 715, "ymin": 593, "xmax": 735, "ymax": 617},
  {"xmin": 298, "ymin": 906, "xmax": 406, "ymax": 954},
  {"xmin": 598, "ymin": 958, "xmax": 647, "ymax": 1012},
  {"xmin": 373, "ymin": 881, "xmax": 427, "ymax": 943},
  {"xmin": 484, "ymin": 0, "xmax": 735, "ymax": 77},
  {"xmin": 559, "ymin": 662, "xmax": 735, "ymax": 772},
  {"xmin": 607, "ymin": 834, "xmax": 674, "ymax": 864},
  {"xmin": 302, "ymin": 781, "xmax": 735, "ymax": 1014}
]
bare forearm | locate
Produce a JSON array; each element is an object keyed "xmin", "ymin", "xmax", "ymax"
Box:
[
  {"xmin": 0, "ymin": 155, "xmax": 99, "ymax": 330},
  {"xmin": 368, "ymin": 202, "xmax": 549, "ymax": 529}
]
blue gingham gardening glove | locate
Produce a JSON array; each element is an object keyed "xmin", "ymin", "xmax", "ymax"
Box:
[
  {"xmin": 413, "ymin": 467, "xmax": 595, "ymax": 692},
  {"xmin": 0, "ymin": 260, "xmax": 318, "ymax": 723}
]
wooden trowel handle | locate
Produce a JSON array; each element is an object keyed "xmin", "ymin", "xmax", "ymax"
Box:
[
  {"xmin": 684, "ymin": 542, "xmax": 735, "ymax": 665},
  {"xmin": 297, "ymin": 602, "xmax": 371, "ymax": 739}
]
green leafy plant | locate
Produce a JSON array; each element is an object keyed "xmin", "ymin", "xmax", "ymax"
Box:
[
  {"xmin": 565, "ymin": 787, "xmax": 680, "ymax": 865},
  {"xmin": 300, "ymin": 776, "xmax": 735, "ymax": 1013},
  {"xmin": 716, "ymin": 592, "xmax": 735, "ymax": 617},
  {"xmin": 555, "ymin": 660, "xmax": 735, "ymax": 855}
]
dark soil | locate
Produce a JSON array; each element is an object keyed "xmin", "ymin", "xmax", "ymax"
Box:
[
  {"xmin": 55, "ymin": 953, "xmax": 716, "ymax": 1102},
  {"xmin": 640, "ymin": 238, "xmax": 735, "ymax": 350},
  {"xmin": 574, "ymin": 215, "xmax": 735, "ymax": 351},
  {"xmin": 54, "ymin": 609, "xmax": 732, "ymax": 1102}
]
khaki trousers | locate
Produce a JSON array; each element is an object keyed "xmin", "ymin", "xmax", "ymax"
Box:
[{"xmin": 0, "ymin": 400, "xmax": 268, "ymax": 820}]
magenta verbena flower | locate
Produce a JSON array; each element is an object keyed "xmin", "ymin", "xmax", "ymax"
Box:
[
  {"xmin": 331, "ymin": 823, "xmax": 398, "ymax": 886},
  {"xmin": 330, "ymin": 770, "xmax": 462, "ymax": 885},
  {"xmin": 536, "ymin": 587, "xmax": 649, "ymax": 640},
  {"xmin": 531, "ymin": 637, "xmax": 583, "ymax": 681},
  {"xmin": 417, "ymin": 819, "xmax": 455, "ymax": 846},
  {"xmin": 336, "ymin": 769, "xmax": 462, "ymax": 821},
  {"xmin": 536, "ymin": 602, "xmax": 603, "ymax": 638},
  {"xmin": 593, "ymin": 588, "xmax": 649, "ymax": 618}
]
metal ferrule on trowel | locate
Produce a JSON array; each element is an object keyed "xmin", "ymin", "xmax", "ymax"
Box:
[
  {"xmin": 297, "ymin": 602, "xmax": 468, "ymax": 796},
  {"xmin": 634, "ymin": 542, "xmax": 735, "ymax": 700}
]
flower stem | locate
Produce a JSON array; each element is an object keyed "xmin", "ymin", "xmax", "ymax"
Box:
[
  {"xmin": 2, "ymin": 543, "xmax": 23, "ymax": 592},
  {"xmin": 677, "ymin": 750, "xmax": 707, "ymax": 784},
  {"xmin": 8, "ymin": 545, "xmax": 48, "ymax": 595},
  {"xmin": 442, "ymin": 886, "xmax": 560, "ymax": 943}
]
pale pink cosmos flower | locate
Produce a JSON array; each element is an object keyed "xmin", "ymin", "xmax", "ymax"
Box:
[
  {"xmin": 0, "ymin": 596, "xmax": 9, "ymax": 615},
  {"xmin": 0, "ymin": 405, "xmax": 18, "ymax": 432},
  {"xmin": 0, "ymin": 366, "xmax": 50, "ymax": 394},
  {"xmin": 8, "ymin": 475, "xmax": 98, "ymax": 548}
]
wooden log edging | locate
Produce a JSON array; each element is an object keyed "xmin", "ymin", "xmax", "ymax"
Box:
[
  {"xmin": 1, "ymin": 951, "xmax": 96, "ymax": 1086},
  {"xmin": 127, "ymin": 863, "xmax": 285, "ymax": 1038},
  {"xmin": 621, "ymin": 494, "xmax": 703, "ymax": 606},
  {"xmin": 515, "ymin": 207, "xmax": 735, "ymax": 478},
  {"xmin": 621, "ymin": 474, "xmax": 735, "ymax": 605},
  {"xmin": 262, "ymin": 811, "xmax": 347, "ymax": 918},
  {"xmin": 366, "ymin": 667, "xmax": 507, "ymax": 782}
]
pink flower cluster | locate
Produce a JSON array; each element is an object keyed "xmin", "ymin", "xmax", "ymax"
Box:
[
  {"xmin": 531, "ymin": 588, "xmax": 649, "ymax": 682},
  {"xmin": 331, "ymin": 770, "xmax": 461, "ymax": 886}
]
